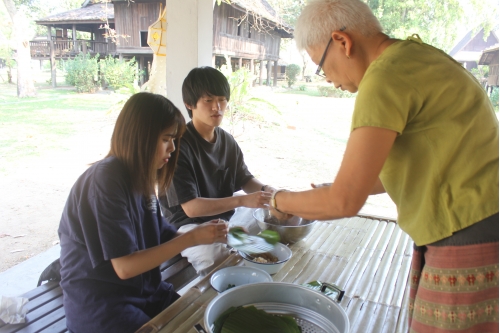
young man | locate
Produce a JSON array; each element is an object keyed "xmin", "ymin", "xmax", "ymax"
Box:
[{"xmin": 161, "ymin": 66, "xmax": 274, "ymax": 229}]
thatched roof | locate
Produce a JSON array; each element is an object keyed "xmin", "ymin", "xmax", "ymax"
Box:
[{"xmin": 36, "ymin": 3, "xmax": 114, "ymax": 25}]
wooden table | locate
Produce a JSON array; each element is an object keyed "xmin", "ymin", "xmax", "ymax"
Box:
[{"xmin": 137, "ymin": 209, "xmax": 413, "ymax": 333}]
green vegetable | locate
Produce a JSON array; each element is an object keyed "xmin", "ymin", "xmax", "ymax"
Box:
[
  {"xmin": 257, "ymin": 230, "xmax": 280, "ymax": 245},
  {"xmin": 229, "ymin": 227, "xmax": 248, "ymax": 240},
  {"xmin": 213, "ymin": 305, "xmax": 301, "ymax": 333}
]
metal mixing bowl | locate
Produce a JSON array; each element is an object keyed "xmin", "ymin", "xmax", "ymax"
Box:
[{"xmin": 253, "ymin": 208, "xmax": 317, "ymax": 244}]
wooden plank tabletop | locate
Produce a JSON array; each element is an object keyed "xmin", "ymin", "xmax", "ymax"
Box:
[{"xmin": 140, "ymin": 213, "xmax": 412, "ymax": 333}]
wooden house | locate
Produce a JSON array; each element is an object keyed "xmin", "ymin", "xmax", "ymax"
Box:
[
  {"xmin": 32, "ymin": 1, "xmax": 116, "ymax": 60},
  {"xmin": 449, "ymin": 28, "xmax": 499, "ymax": 70},
  {"xmin": 478, "ymin": 45, "xmax": 499, "ymax": 94},
  {"xmin": 212, "ymin": 0, "xmax": 293, "ymax": 85},
  {"xmin": 31, "ymin": 0, "xmax": 292, "ymax": 87}
]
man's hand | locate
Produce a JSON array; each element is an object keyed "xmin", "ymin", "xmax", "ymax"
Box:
[
  {"xmin": 188, "ymin": 219, "xmax": 228, "ymax": 245},
  {"xmin": 240, "ymin": 191, "xmax": 272, "ymax": 209}
]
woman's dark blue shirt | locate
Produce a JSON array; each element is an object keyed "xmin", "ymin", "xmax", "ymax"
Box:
[{"xmin": 58, "ymin": 156, "xmax": 178, "ymax": 333}]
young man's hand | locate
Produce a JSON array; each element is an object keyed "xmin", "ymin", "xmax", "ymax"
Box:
[
  {"xmin": 188, "ymin": 219, "xmax": 228, "ymax": 245},
  {"xmin": 241, "ymin": 191, "xmax": 273, "ymax": 209}
]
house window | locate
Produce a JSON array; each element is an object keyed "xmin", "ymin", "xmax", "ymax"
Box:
[{"xmin": 140, "ymin": 31, "xmax": 148, "ymax": 47}]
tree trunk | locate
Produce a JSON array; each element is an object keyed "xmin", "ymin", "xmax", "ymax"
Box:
[{"xmin": 3, "ymin": 0, "xmax": 36, "ymax": 97}]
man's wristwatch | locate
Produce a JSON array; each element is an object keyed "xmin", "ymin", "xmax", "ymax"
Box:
[{"xmin": 270, "ymin": 189, "xmax": 287, "ymax": 213}]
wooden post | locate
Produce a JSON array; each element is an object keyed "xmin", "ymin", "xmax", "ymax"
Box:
[
  {"xmin": 72, "ymin": 24, "xmax": 77, "ymax": 53},
  {"xmin": 259, "ymin": 60, "xmax": 264, "ymax": 85},
  {"xmin": 212, "ymin": 55, "xmax": 216, "ymax": 68},
  {"xmin": 48, "ymin": 26, "xmax": 56, "ymax": 88},
  {"xmin": 238, "ymin": 57, "xmax": 242, "ymax": 70},
  {"xmin": 139, "ymin": 56, "xmax": 145, "ymax": 86},
  {"xmin": 273, "ymin": 60, "xmax": 278, "ymax": 86},
  {"xmin": 267, "ymin": 60, "xmax": 272, "ymax": 86},
  {"xmin": 250, "ymin": 59, "xmax": 255, "ymax": 86}
]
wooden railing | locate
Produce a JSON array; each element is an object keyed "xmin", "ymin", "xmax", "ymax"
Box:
[
  {"xmin": 29, "ymin": 40, "xmax": 116, "ymax": 58},
  {"xmin": 214, "ymin": 33, "xmax": 270, "ymax": 59}
]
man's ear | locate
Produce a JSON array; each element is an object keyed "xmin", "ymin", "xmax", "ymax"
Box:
[
  {"xmin": 331, "ymin": 31, "xmax": 353, "ymax": 58},
  {"xmin": 184, "ymin": 103, "xmax": 193, "ymax": 110}
]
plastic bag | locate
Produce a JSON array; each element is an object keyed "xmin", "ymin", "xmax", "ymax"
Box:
[
  {"xmin": 0, "ymin": 296, "xmax": 29, "ymax": 324},
  {"xmin": 178, "ymin": 224, "xmax": 232, "ymax": 277}
]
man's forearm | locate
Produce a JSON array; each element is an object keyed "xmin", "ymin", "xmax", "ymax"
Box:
[
  {"xmin": 242, "ymin": 177, "xmax": 266, "ymax": 193},
  {"xmin": 181, "ymin": 196, "xmax": 242, "ymax": 218}
]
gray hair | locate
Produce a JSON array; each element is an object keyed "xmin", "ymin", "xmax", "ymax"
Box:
[{"xmin": 295, "ymin": 0, "xmax": 383, "ymax": 50}]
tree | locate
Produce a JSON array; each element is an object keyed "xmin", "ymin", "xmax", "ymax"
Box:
[
  {"xmin": 285, "ymin": 64, "xmax": 301, "ymax": 87},
  {"xmin": 3, "ymin": 0, "xmax": 35, "ymax": 97},
  {"xmin": 267, "ymin": 0, "xmax": 497, "ymax": 52}
]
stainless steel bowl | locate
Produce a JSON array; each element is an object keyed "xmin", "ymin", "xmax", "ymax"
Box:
[{"xmin": 253, "ymin": 208, "xmax": 317, "ymax": 244}]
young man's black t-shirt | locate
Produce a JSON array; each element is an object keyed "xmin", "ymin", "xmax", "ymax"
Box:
[{"xmin": 162, "ymin": 122, "xmax": 254, "ymax": 228}]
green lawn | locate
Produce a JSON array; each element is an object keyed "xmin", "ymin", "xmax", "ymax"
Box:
[{"xmin": 0, "ymin": 81, "xmax": 125, "ymax": 173}]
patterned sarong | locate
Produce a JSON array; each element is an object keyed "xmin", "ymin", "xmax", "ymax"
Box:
[{"xmin": 409, "ymin": 242, "xmax": 499, "ymax": 333}]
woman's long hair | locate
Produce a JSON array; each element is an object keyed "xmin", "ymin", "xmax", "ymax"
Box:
[{"xmin": 108, "ymin": 92, "xmax": 186, "ymax": 197}]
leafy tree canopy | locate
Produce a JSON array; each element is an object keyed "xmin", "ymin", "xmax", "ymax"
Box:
[{"xmin": 267, "ymin": 0, "xmax": 498, "ymax": 51}]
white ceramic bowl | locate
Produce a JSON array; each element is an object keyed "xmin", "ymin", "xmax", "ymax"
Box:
[
  {"xmin": 238, "ymin": 242, "xmax": 292, "ymax": 275},
  {"xmin": 210, "ymin": 266, "xmax": 272, "ymax": 293}
]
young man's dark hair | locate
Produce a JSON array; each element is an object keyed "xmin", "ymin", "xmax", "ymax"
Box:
[{"xmin": 181, "ymin": 66, "xmax": 231, "ymax": 118}]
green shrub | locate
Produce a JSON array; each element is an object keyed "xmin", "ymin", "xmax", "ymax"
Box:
[
  {"xmin": 317, "ymin": 85, "xmax": 356, "ymax": 98},
  {"xmin": 298, "ymin": 85, "xmax": 306, "ymax": 91},
  {"xmin": 100, "ymin": 56, "xmax": 138, "ymax": 89},
  {"xmin": 218, "ymin": 56, "xmax": 281, "ymax": 134},
  {"xmin": 490, "ymin": 86, "xmax": 499, "ymax": 112},
  {"xmin": 65, "ymin": 53, "xmax": 99, "ymax": 93},
  {"xmin": 285, "ymin": 64, "xmax": 301, "ymax": 87}
]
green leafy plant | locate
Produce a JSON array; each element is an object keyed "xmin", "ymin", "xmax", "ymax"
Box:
[
  {"xmin": 317, "ymin": 85, "xmax": 356, "ymax": 98},
  {"xmin": 99, "ymin": 56, "xmax": 139, "ymax": 89},
  {"xmin": 471, "ymin": 65, "xmax": 489, "ymax": 88},
  {"xmin": 298, "ymin": 85, "xmax": 306, "ymax": 91},
  {"xmin": 285, "ymin": 64, "xmax": 301, "ymax": 87},
  {"xmin": 219, "ymin": 56, "xmax": 281, "ymax": 135},
  {"xmin": 490, "ymin": 86, "xmax": 499, "ymax": 112},
  {"xmin": 64, "ymin": 53, "xmax": 100, "ymax": 93}
]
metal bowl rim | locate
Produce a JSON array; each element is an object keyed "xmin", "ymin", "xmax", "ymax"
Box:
[
  {"xmin": 209, "ymin": 266, "xmax": 273, "ymax": 293},
  {"xmin": 257, "ymin": 219, "xmax": 317, "ymax": 228}
]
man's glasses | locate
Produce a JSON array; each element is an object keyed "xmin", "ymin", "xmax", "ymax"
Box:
[{"xmin": 315, "ymin": 27, "xmax": 346, "ymax": 78}]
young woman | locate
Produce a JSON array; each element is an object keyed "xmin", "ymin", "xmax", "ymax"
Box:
[
  {"xmin": 269, "ymin": 1, "xmax": 498, "ymax": 332},
  {"xmin": 58, "ymin": 92, "xmax": 228, "ymax": 333}
]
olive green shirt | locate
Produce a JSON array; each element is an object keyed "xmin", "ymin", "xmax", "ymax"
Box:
[{"xmin": 352, "ymin": 36, "xmax": 499, "ymax": 246}]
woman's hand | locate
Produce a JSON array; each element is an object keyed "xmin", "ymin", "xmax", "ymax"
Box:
[
  {"xmin": 311, "ymin": 182, "xmax": 332, "ymax": 188},
  {"xmin": 188, "ymin": 219, "xmax": 228, "ymax": 245},
  {"xmin": 240, "ymin": 191, "xmax": 273, "ymax": 209},
  {"xmin": 269, "ymin": 206, "xmax": 294, "ymax": 221}
]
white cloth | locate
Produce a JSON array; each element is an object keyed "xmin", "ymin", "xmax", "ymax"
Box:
[
  {"xmin": 0, "ymin": 296, "xmax": 28, "ymax": 324},
  {"xmin": 178, "ymin": 224, "xmax": 232, "ymax": 277},
  {"xmin": 178, "ymin": 207, "xmax": 261, "ymax": 276}
]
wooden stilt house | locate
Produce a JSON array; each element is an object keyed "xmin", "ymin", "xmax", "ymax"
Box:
[{"xmin": 31, "ymin": 0, "xmax": 293, "ymax": 87}]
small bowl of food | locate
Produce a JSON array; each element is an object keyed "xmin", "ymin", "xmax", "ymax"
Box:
[
  {"xmin": 210, "ymin": 266, "xmax": 272, "ymax": 293},
  {"xmin": 253, "ymin": 208, "xmax": 317, "ymax": 244},
  {"xmin": 238, "ymin": 242, "xmax": 292, "ymax": 275}
]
